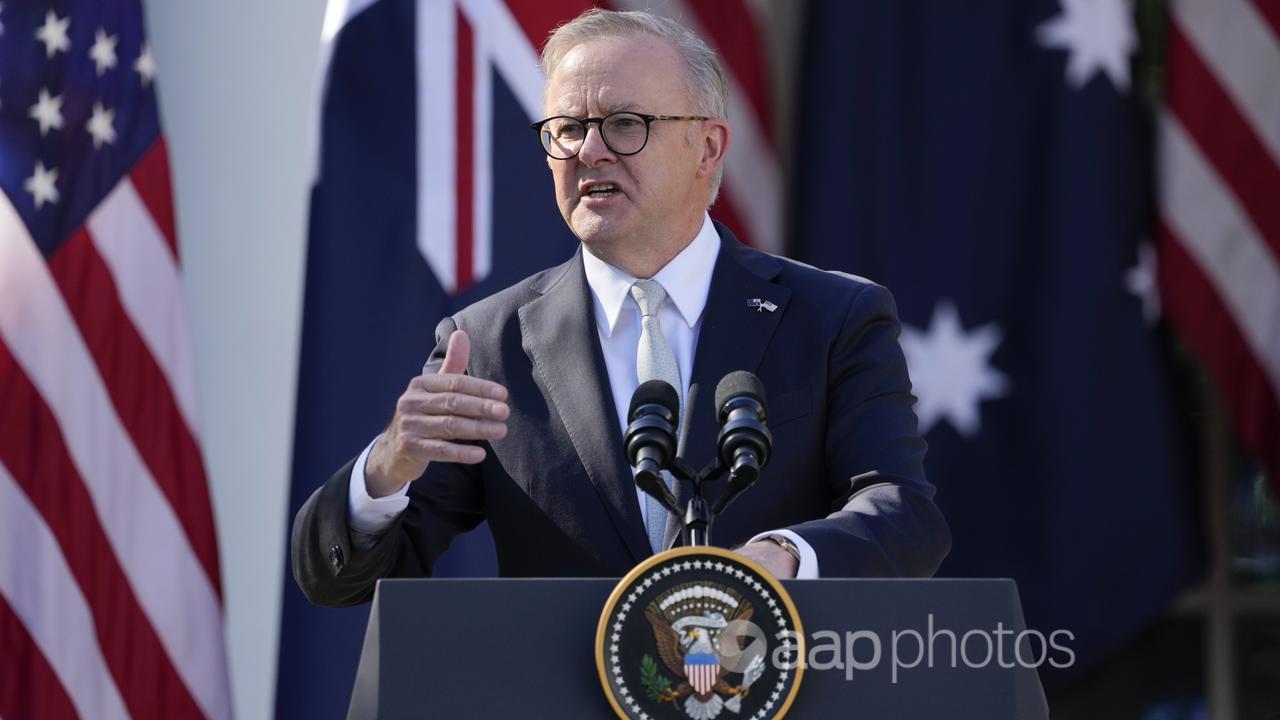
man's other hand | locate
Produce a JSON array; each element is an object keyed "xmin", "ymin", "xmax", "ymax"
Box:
[
  {"xmin": 735, "ymin": 541, "xmax": 799, "ymax": 580},
  {"xmin": 365, "ymin": 330, "xmax": 509, "ymax": 496}
]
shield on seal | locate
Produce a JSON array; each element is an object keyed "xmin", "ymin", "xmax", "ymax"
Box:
[{"xmin": 684, "ymin": 652, "xmax": 718, "ymax": 695}]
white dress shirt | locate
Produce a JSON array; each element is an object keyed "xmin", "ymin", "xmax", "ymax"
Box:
[{"xmin": 347, "ymin": 213, "xmax": 818, "ymax": 577}]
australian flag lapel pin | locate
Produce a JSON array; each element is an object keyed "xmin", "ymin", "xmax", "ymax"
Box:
[{"xmin": 746, "ymin": 298, "xmax": 778, "ymax": 313}]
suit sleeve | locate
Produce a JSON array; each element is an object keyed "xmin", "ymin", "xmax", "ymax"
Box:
[
  {"xmin": 290, "ymin": 316, "xmax": 487, "ymax": 607},
  {"xmin": 786, "ymin": 283, "xmax": 952, "ymax": 577}
]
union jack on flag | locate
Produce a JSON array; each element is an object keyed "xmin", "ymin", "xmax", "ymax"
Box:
[{"xmin": 0, "ymin": 1, "xmax": 231, "ymax": 718}]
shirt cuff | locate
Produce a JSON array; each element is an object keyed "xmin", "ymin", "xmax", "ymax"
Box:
[
  {"xmin": 347, "ymin": 435, "xmax": 411, "ymax": 535},
  {"xmin": 747, "ymin": 529, "xmax": 820, "ymax": 579}
]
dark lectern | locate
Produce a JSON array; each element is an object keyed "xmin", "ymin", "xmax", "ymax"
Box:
[{"xmin": 349, "ymin": 578, "xmax": 1048, "ymax": 719}]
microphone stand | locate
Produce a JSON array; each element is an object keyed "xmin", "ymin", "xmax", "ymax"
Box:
[
  {"xmin": 635, "ymin": 374, "xmax": 771, "ymax": 551},
  {"xmin": 662, "ymin": 457, "xmax": 728, "ymax": 548}
]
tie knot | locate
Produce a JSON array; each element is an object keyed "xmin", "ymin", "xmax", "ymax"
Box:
[{"xmin": 630, "ymin": 279, "xmax": 669, "ymax": 317}]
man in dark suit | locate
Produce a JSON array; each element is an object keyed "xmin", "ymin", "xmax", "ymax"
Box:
[{"xmin": 292, "ymin": 9, "xmax": 949, "ymax": 607}]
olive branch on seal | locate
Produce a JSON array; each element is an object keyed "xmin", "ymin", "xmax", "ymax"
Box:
[{"xmin": 639, "ymin": 654, "xmax": 673, "ymax": 702}]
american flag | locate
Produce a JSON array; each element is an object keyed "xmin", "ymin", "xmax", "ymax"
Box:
[
  {"xmin": 0, "ymin": 2, "xmax": 231, "ymax": 719},
  {"xmin": 1158, "ymin": 0, "xmax": 1280, "ymax": 485}
]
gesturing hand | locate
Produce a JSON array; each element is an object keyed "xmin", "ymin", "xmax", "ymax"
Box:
[{"xmin": 365, "ymin": 330, "xmax": 509, "ymax": 497}]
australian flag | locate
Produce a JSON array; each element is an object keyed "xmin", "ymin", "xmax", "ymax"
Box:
[
  {"xmin": 275, "ymin": 0, "xmax": 577, "ymax": 715},
  {"xmin": 791, "ymin": 0, "xmax": 1203, "ymax": 689}
]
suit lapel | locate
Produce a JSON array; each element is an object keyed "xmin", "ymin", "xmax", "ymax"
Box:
[
  {"xmin": 665, "ymin": 225, "xmax": 791, "ymax": 548},
  {"xmin": 519, "ymin": 249, "xmax": 652, "ymax": 565}
]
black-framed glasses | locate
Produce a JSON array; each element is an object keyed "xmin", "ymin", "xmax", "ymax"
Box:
[{"xmin": 530, "ymin": 112, "xmax": 709, "ymax": 160}]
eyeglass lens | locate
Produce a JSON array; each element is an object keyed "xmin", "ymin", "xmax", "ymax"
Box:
[{"xmin": 541, "ymin": 113, "xmax": 649, "ymax": 159}]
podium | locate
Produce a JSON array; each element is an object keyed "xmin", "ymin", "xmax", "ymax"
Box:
[{"xmin": 349, "ymin": 578, "xmax": 1049, "ymax": 719}]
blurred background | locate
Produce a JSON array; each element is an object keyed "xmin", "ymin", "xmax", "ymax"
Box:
[{"xmin": 1, "ymin": 0, "xmax": 1276, "ymax": 718}]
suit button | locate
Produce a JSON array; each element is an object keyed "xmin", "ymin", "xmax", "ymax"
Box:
[{"xmin": 328, "ymin": 545, "xmax": 344, "ymax": 570}]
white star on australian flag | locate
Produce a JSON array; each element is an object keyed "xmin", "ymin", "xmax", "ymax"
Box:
[
  {"xmin": 901, "ymin": 300, "xmax": 1010, "ymax": 438},
  {"xmin": 1036, "ymin": 0, "xmax": 1137, "ymax": 92}
]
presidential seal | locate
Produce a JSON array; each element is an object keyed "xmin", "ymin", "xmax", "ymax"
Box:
[{"xmin": 596, "ymin": 546, "xmax": 805, "ymax": 720}]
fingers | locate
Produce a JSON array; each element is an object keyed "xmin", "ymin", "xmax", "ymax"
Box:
[
  {"xmin": 439, "ymin": 329, "xmax": 471, "ymax": 375},
  {"xmin": 422, "ymin": 330, "xmax": 508, "ymax": 401},
  {"xmin": 412, "ymin": 372, "xmax": 508, "ymax": 402},
  {"xmin": 377, "ymin": 328, "xmax": 510, "ymax": 479},
  {"xmin": 397, "ymin": 390, "xmax": 509, "ymax": 422},
  {"xmin": 396, "ymin": 436, "xmax": 487, "ymax": 465},
  {"xmin": 399, "ymin": 413, "xmax": 508, "ymax": 442}
]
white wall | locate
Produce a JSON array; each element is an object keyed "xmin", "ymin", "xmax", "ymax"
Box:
[{"xmin": 142, "ymin": 2, "xmax": 324, "ymax": 718}]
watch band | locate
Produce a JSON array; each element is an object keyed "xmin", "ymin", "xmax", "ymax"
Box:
[{"xmin": 762, "ymin": 534, "xmax": 802, "ymax": 563}]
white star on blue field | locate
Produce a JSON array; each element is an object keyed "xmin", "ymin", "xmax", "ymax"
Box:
[{"xmin": 901, "ymin": 300, "xmax": 1010, "ymax": 438}]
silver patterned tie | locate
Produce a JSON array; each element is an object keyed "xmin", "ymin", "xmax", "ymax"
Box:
[{"xmin": 630, "ymin": 279, "xmax": 682, "ymax": 554}]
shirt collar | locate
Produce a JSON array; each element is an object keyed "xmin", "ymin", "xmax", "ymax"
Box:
[{"xmin": 582, "ymin": 213, "xmax": 721, "ymax": 337}]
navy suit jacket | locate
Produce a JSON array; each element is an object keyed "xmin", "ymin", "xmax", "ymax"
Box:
[{"xmin": 292, "ymin": 223, "xmax": 950, "ymax": 606}]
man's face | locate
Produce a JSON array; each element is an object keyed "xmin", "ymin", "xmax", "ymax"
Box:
[{"xmin": 542, "ymin": 34, "xmax": 710, "ymax": 264}]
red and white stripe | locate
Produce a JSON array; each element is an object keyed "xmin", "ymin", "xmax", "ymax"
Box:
[
  {"xmin": 1159, "ymin": 0, "xmax": 1280, "ymax": 483},
  {"xmin": 412, "ymin": 0, "xmax": 781, "ymax": 294},
  {"xmin": 0, "ymin": 143, "xmax": 231, "ymax": 718},
  {"xmin": 686, "ymin": 662, "xmax": 717, "ymax": 695},
  {"xmin": 607, "ymin": 0, "xmax": 783, "ymax": 254}
]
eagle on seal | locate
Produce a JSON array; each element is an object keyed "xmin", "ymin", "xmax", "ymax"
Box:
[{"xmin": 644, "ymin": 603, "xmax": 761, "ymax": 720}]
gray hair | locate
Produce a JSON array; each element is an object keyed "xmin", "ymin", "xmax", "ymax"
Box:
[{"xmin": 540, "ymin": 9, "xmax": 729, "ymax": 204}]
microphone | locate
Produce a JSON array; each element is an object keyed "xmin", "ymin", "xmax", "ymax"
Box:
[
  {"xmin": 710, "ymin": 371, "xmax": 772, "ymax": 515},
  {"xmin": 624, "ymin": 379, "xmax": 680, "ymax": 513}
]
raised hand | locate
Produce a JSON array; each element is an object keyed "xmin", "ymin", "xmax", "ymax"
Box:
[{"xmin": 364, "ymin": 330, "xmax": 509, "ymax": 496}]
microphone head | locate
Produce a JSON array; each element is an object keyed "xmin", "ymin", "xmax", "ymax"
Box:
[
  {"xmin": 715, "ymin": 371, "xmax": 767, "ymax": 416},
  {"xmin": 629, "ymin": 379, "xmax": 679, "ymax": 421}
]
